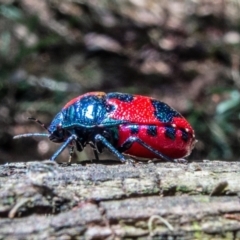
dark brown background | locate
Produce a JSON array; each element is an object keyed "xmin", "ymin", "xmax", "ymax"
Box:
[{"xmin": 0, "ymin": 0, "xmax": 240, "ymax": 162}]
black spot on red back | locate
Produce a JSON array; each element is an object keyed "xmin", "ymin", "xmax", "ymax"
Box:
[
  {"xmin": 105, "ymin": 103, "xmax": 115, "ymax": 113},
  {"xmin": 147, "ymin": 125, "xmax": 157, "ymax": 137},
  {"xmin": 130, "ymin": 124, "xmax": 139, "ymax": 134},
  {"xmin": 181, "ymin": 129, "xmax": 189, "ymax": 142},
  {"xmin": 165, "ymin": 126, "xmax": 176, "ymax": 140},
  {"xmin": 151, "ymin": 99, "xmax": 181, "ymax": 123},
  {"xmin": 107, "ymin": 92, "xmax": 134, "ymax": 102},
  {"xmin": 62, "ymin": 94, "xmax": 107, "ymax": 126}
]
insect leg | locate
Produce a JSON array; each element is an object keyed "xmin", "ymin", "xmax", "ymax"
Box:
[
  {"xmin": 118, "ymin": 136, "xmax": 178, "ymax": 163},
  {"xmin": 94, "ymin": 134, "xmax": 126, "ymax": 163},
  {"xmin": 92, "ymin": 149, "xmax": 99, "ymax": 161},
  {"xmin": 50, "ymin": 134, "xmax": 77, "ymax": 161},
  {"xmin": 68, "ymin": 145, "xmax": 74, "ymax": 163},
  {"xmin": 89, "ymin": 142, "xmax": 99, "ymax": 161}
]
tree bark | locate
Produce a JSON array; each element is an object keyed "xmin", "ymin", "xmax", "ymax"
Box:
[{"xmin": 0, "ymin": 160, "xmax": 240, "ymax": 239}]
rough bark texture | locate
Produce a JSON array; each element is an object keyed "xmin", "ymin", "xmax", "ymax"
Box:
[{"xmin": 0, "ymin": 160, "xmax": 240, "ymax": 239}]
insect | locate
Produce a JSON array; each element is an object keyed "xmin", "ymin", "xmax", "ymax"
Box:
[{"xmin": 14, "ymin": 92, "xmax": 196, "ymax": 163}]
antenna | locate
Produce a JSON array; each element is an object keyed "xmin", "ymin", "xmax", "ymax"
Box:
[
  {"xmin": 13, "ymin": 133, "xmax": 50, "ymax": 139},
  {"xmin": 28, "ymin": 117, "xmax": 49, "ymax": 132},
  {"xmin": 13, "ymin": 117, "xmax": 50, "ymax": 140}
]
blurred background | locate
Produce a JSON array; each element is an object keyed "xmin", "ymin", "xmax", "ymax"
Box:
[{"xmin": 0, "ymin": 0, "xmax": 240, "ymax": 163}]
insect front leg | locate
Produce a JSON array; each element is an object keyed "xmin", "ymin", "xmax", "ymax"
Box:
[
  {"xmin": 50, "ymin": 134, "xmax": 77, "ymax": 161},
  {"xmin": 118, "ymin": 136, "xmax": 183, "ymax": 163}
]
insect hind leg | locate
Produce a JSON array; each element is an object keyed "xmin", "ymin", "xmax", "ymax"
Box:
[{"xmin": 118, "ymin": 136, "xmax": 180, "ymax": 163}]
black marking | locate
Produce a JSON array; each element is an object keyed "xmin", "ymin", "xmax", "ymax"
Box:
[
  {"xmin": 181, "ymin": 129, "xmax": 189, "ymax": 142},
  {"xmin": 147, "ymin": 125, "xmax": 157, "ymax": 137},
  {"xmin": 165, "ymin": 126, "xmax": 176, "ymax": 140},
  {"xmin": 151, "ymin": 99, "xmax": 182, "ymax": 123},
  {"xmin": 130, "ymin": 125, "xmax": 139, "ymax": 134},
  {"xmin": 107, "ymin": 92, "xmax": 134, "ymax": 102},
  {"xmin": 62, "ymin": 95, "xmax": 107, "ymax": 127},
  {"xmin": 106, "ymin": 104, "xmax": 115, "ymax": 113}
]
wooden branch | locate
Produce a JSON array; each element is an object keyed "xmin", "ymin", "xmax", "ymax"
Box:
[{"xmin": 0, "ymin": 160, "xmax": 240, "ymax": 239}]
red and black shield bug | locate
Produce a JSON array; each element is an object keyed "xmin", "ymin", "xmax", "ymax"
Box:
[{"xmin": 14, "ymin": 92, "xmax": 196, "ymax": 163}]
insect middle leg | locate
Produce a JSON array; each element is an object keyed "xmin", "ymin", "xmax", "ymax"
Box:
[
  {"xmin": 89, "ymin": 142, "xmax": 100, "ymax": 161},
  {"xmin": 94, "ymin": 134, "xmax": 130, "ymax": 163}
]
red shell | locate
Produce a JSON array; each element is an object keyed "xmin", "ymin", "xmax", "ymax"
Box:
[{"xmin": 106, "ymin": 94, "xmax": 195, "ymax": 159}]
